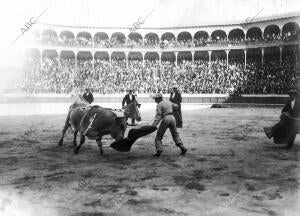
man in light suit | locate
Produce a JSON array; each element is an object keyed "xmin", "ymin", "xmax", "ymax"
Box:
[
  {"xmin": 152, "ymin": 93, "xmax": 187, "ymax": 157},
  {"xmin": 264, "ymin": 89, "xmax": 300, "ymax": 148}
]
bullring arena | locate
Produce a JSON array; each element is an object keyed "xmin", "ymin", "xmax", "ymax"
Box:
[{"xmin": 0, "ymin": 0, "xmax": 300, "ymax": 216}]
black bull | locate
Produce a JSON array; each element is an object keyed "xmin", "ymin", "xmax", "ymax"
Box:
[{"xmin": 58, "ymin": 105, "xmax": 127, "ymax": 155}]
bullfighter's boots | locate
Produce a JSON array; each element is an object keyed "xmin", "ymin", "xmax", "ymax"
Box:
[
  {"xmin": 154, "ymin": 140, "xmax": 163, "ymax": 157},
  {"xmin": 176, "ymin": 143, "xmax": 187, "ymax": 155},
  {"xmin": 153, "ymin": 151, "xmax": 162, "ymax": 157}
]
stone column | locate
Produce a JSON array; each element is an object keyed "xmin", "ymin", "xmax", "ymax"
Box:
[
  {"xmin": 261, "ymin": 48, "xmax": 265, "ymax": 65},
  {"xmin": 279, "ymin": 46, "xmax": 282, "ymax": 66},
  {"xmin": 191, "ymin": 51, "xmax": 195, "ymax": 63},
  {"xmin": 142, "ymin": 52, "xmax": 145, "ymax": 66},
  {"xmin": 92, "ymin": 51, "xmax": 95, "ymax": 73},
  {"xmin": 175, "ymin": 51, "xmax": 178, "ymax": 66},
  {"xmin": 244, "ymin": 49, "xmax": 247, "ymax": 68},
  {"xmin": 108, "ymin": 51, "xmax": 112, "ymax": 67},
  {"xmin": 297, "ymin": 44, "xmax": 300, "ymax": 89},
  {"xmin": 208, "ymin": 50, "xmax": 212, "ymax": 67},
  {"xmin": 226, "ymin": 50, "xmax": 229, "ymax": 69},
  {"xmin": 191, "ymin": 51, "xmax": 195, "ymax": 74},
  {"xmin": 75, "ymin": 51, "xmax": 78, "ymax": 72},
  {"xmin": 73, "ymin": 51, "xmax": 78, "ymax": 89},
  {"xmin": 159, "ymin": 52, "xmax": 162, "ymax": 66},
  {"xmin": 125, "ymin": 52, "xmax": 128, "ymax": 68}
]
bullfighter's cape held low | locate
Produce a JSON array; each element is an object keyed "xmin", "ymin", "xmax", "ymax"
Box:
[{"xmin": 110, "ymin": 125, "xmax": 157, "ymax": 152}]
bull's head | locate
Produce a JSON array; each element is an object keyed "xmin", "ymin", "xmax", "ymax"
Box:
[{"xmin": 110, "ymin": 117, "xmax": 127, "ymax": 141}]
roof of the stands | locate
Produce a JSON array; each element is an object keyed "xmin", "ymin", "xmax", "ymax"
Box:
[{"xmin": 2, "ymin": 0, "xmax": 300, "ymax": 29}]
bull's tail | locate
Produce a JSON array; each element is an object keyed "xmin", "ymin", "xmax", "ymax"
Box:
[{"xmin": 64, "ymin": 109, "xmax": 72, "ymax": 130}]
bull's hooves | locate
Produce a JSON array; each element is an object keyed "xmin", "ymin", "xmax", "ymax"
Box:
[
  {"xmin": 58, "ymin": 140, "xmax": 63, "ymax": 146},
  {"xmin": 74, "ymin": 149, "xmax": 79, "ymax": 154},
  {"xmin": 180, "ymin": 148, "xmax": 187, "ymax": 155}
]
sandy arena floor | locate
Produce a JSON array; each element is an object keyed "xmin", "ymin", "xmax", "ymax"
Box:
[{"xmin": 0, "ymin": 104, "xmax": 299, "ymax": 216}]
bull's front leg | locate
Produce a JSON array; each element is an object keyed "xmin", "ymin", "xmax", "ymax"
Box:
[
  {"xmin": 73, "ymin": 131, "xmax": 78, "ymax": 147},
  {"xmin": 96, "ymin": 136, "xmax": 104, "ymax": 156}
]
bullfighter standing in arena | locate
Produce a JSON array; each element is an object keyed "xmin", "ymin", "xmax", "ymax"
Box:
[
  {"xmin": 264, "ymin": 88, "xmax": 300, "ymax": 148},
  {"xmin": 122, "ymin": 89, "xmax": 141, "ymax": 126},
  {"xmin": 151, "ymin": 93, "xmax": 187, "ymax": 157},
  {"xmin": 82, "ymin": 88, "xmax": 94, "ymax": 104},
  {"xmin": 169, "ymin": 83, "xmax": 183, "ymax": 128}
]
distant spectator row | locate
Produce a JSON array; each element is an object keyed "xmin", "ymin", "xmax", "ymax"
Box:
[
  {"xmin": 33, "ymin": 22, "xmax": 299, "ymax": 48},
  {"xmin": 37, "ymin": 33, "xmax": 299, "ymax": 48}
]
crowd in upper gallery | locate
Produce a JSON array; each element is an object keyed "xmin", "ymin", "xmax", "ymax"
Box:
[{"xmin": 33, "ymin": 24, "xmax": 298, "ymax": 49}]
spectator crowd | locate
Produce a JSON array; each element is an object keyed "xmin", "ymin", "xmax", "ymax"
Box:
[{"xmin": 14, "ymin": 49, "xmax": 296, "ymax": 95}]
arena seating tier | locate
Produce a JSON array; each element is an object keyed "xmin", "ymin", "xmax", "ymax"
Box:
[{"xmin": 14, "ymin": 51, "xmax": 296, "ymax": 94}]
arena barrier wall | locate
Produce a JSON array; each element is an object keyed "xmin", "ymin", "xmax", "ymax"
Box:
[{"xmin": 0, "ymin": 93, "xmax": 289, "ymax": 104}]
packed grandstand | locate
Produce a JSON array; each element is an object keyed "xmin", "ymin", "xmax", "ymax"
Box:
[{"xmin": 14, "ymin": 12, "xmax": 300, "ymax": 94}]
